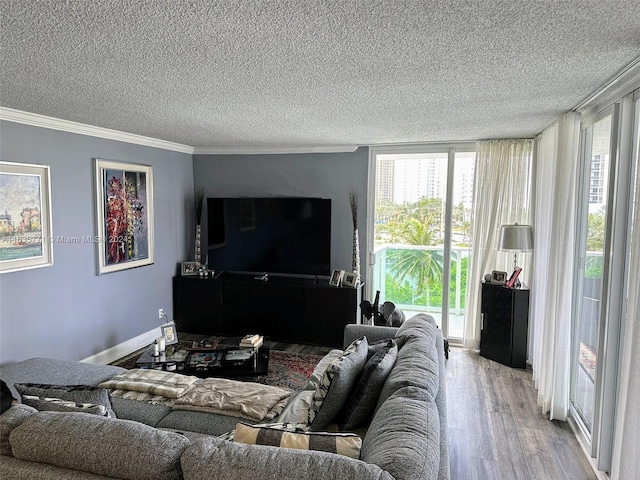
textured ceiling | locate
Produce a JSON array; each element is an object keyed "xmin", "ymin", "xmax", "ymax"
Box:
[{"xmin": 1, "ymin": 0, "xmax": 640, "ymax": 149}]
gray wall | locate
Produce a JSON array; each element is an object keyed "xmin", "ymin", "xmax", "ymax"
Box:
[
  {"xmin": 193, "ymin": 147, "xmax": 370, "ymax": 278},
  {"xmin": 0, "ymin": 121, "xmax": 194, "ymax": 363}
]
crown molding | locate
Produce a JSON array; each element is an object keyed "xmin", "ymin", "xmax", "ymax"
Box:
[
  {"xmin": 0, "ymin": 107, "xmax": 195, "ymax": 154},
  {"xmin": 193, "ymin": 145, "xmax": 359, "ymax": 155},
  {"xmin": 573, "ymin": 55, "xmax": 640, "ymax": 117}
]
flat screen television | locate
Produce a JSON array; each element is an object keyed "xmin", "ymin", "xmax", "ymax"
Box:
[{"xmin": 206, "ymin": 197, "xmax": 331, "ymax": 277}]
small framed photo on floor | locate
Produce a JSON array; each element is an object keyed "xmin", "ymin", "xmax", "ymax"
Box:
[{"xmin": 329, "ymin": 269, "xmax": 344, "ymax": 287}]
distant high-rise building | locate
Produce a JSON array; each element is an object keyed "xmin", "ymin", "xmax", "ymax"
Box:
[
  {"xmin": 589, "ymin": 153, "xmax": 607, "ymax": 206},
  {"xmin": 376, "ymin": 157, "xmax": 395, "ymax": 203},
  {"xmin": 375, "ymin": 153, "xmax": 476, "ymax": 208}
]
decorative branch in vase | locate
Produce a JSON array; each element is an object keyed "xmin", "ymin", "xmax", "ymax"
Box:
[
  {"xmin": 349, "ymin": 189, "xmax": 360, "ymax": 285},
  {"xmin": 194, "ymin": 187, "xmax": 206, "ymax": 266}
]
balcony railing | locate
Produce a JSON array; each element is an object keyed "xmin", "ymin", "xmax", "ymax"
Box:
[{"xmin": 371, "ymin": 244, "xmax": 470, "ymax": 338}]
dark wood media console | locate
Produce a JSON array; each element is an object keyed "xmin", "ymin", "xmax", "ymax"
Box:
[{"xmin": 173, "ymin": 273, "xmax": 363, "ymax": 347}]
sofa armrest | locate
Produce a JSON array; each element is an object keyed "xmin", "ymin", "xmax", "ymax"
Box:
[{"xmin": 343, "ymin": 324, "xmax": 398, "ymax": 349}]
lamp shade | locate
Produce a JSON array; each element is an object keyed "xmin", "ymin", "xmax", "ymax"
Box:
[{"xmin": 499, "ymin": 224, "xmax": 533, "ymax": 252}]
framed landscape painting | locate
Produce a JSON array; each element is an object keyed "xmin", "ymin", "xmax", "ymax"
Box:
[
  {"xmin": 0, "ymin": 161, "xmax": 53, "ymax": 274},
  {"xmin": 95, "ymin": 159, "xmax": 154, "ymax": 275}
]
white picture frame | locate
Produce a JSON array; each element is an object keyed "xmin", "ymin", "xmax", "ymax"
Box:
[
  {"xmin": 329, "ymin": 269, "xmax": 344, "ymax": 287},
  {"xmin": 95, "ymin": 159, "xmax": 154, "ymax": 275},
  {"xmin": 342, "ymin": 271, "xmax": 357, "ymax": 288},
  {"xmin": 0, "ymin": 161, "xmax": 54, "ymax": 274},
  {"xmin": 491, "ymin": 270, "xmax": 508, "ymax": 284},
  {"xmin": 161, "ymin": 324, "xmax": 178, "ymax": 345}
]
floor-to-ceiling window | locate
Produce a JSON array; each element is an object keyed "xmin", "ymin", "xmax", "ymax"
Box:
[
  {"xmin": 571, "ymin": 109, "xmax": 614, "ymax": 436},
  {"xmin": 368, "ymin": 145, "xmax": 476, "ymax": 342},
  {"xmin": 571, "ymin": 89, "xmax": 638, "ymax": 474}
]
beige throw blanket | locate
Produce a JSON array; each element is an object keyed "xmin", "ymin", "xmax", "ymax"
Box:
[
  {"xmin": 173, "ymin": 378, "xmax": 291, "ymax": 422},
  {"xmin": 98, "ymin": 369, "xmax": 198, "ymax": 399}
]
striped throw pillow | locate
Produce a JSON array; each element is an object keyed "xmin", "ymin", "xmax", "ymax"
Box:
[
  {"xmin": 21, "ymin": 395, "xmax": 109, "ymax": 416},
  {"xmin": 233, "ymin": 422, "xmax": 362, "ymax": 459}
]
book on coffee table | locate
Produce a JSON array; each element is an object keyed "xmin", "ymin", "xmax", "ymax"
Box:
[
  {"xmin": 239, "ymin": 334, "xmax": 263, "ymax": 349},
  {"xmin": 187, "ymin": 351, "xmax": 223, "ymax": 369},
  {"xmin": 224, "ymin": 349, "xmax": 253, "ymax": 362}
]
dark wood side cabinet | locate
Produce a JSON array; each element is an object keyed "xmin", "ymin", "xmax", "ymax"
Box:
[
  {"xmin": 480, "ymin": 282, "xmax": 530, "ymax": 368},
  {"xmin": 173, "ymin": 273, "xmax": 363, "ymax": 347}
]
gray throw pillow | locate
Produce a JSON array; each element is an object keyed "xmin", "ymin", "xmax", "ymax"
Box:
[
  {"xmin": 336, "ymin": 339, "xmax": 398, "ymax": 430},
  {"xmin": 367, "ymin": 338, "xmax": 395, "ymax": 359},
  {"xmin": 15, "ymin": 383, "xmax": 116, "ymax": 418},
  {"xmin": 21, "ymin": 395, "xmax": 109, "ymax": 417},
  {"xmin": 308, "ymin": 337, "xmax": 368, "ymax": 430}
]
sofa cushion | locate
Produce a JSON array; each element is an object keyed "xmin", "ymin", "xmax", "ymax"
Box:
[
  {"xmin": 234, "ymin": 422, "xmax": 362, "ymax": 459},
  {"xmin": 181, "ymin": 436, "xmax": 396, "ymax": 480},
  {"xmin": 308, "ymin": 337, "xmax": 368, "ymax": 430},
  {"xmin": 395, "ymin": 313, "xmax": 436, "ymax": 340},
  {"xmin": 15, "ymin": 383, "xmax": 116, "ymax": 418},
  {"xmin": 362, "ymin": 386, "xmax": 440, "ymax": 480},
  {"xmin": 0, "ymin": 455, "xmax": 112, "ymax": 479},
  {"xmin": 9, "ymin": 411, "xmax": 189, "ymax": 480},
  {"xmin": 337, "ymin": 339, "xmax": 398, "ymax": 430},
  {"xmin": 156, "ymin": 409, "xmax": 257, "ymax": 436},
  {"xmin": 0, "ymin": 404, "xmax": 36, "ymax": 456},
  {"xmin": 375, "ymin": 318, "xmax": 440, "ymax": 410},
  {"xmin": 110, "ymin": 395, "xmax": 172, "ymax": 426},
  {"xmin": 21, "ymin": 395, "xmax": 109, "ymax": 416}
]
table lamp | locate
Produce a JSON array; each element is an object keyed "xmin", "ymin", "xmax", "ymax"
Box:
[{"xmin": 499, "ymin": 223, "xmax": 534, "ymax": 272}]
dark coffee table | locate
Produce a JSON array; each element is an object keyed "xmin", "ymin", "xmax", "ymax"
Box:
[
  {"xmin": 135, "ymin": 346, "xmax": 190, "ymax": 371},
  {"xmin": 136, "ymin": 346, "xmax": 269, "ymax": 380}
]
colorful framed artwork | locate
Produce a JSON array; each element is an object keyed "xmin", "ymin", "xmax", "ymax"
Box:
[
  {"xmin": 95, "ymin": 159, "xmax": 154, "ymax": 275},
  {"xmin": 0, "ymin": 161, "xmax": 54, "ymax": 274}
]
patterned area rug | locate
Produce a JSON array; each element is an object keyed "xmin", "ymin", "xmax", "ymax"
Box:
[
  {"xmin": 260, "ymin": 351, "xmax": 323, "ymax": 391},
  {"xmin": 111, "ymin": 346, "xmax": 323, "ymax": 392}
]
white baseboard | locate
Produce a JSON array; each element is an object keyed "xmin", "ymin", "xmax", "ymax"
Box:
[
  {"xmin": 81, "ymin": 327, "xmax": 161, "ymax": 365},
  {"xmin": 567, "ymin": 415, "xmax": 610, "ymax": 480}
]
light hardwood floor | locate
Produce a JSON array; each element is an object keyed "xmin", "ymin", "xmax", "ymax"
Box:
[{"xmin": 447, "ymin": 346, "xmax": 597, "ymax": 480}]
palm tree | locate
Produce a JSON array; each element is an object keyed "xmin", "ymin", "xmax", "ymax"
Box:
[{"xmin": 386, "ymin": 215, "xmax": 444, "ymax": 305}]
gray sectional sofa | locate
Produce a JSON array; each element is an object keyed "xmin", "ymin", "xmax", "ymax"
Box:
[{"xmin": 0, "ymin": 313, "xmax": 448, "ymax": 480}]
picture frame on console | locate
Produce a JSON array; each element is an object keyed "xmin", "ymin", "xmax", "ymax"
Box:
[
  {"xmin": 342, "ymin": 271, "xmax": 357, "ymax": 288},
  {"xmin": 181, "ymin": 261, "xmax": 199, "ymax": 276},
  {"xmin": 490, "ymin": 270, "xmax": 507, "ymax": 284},
  {"xmin": 161, "ymin": 324, "xmax": 178, "ymax": 345},
  {"xmin": 94, "ymin": 159, "xmax": 154, "ymax": 275},
  {"xmin": 329, "ymin": 269, "xmax": 344, "ymax": 287}
]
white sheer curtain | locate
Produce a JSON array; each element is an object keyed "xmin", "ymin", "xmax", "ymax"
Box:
[
  {"xmin": 530, "ymin": 112, "xmax": 580, "ymax": 421},
  {"xmin": 463, "ymin": 139, "xmax": 534, "ymax": 350},
  {"xmin": 610, "ymin": 117, "xmax": 640, "ymax": 480}
]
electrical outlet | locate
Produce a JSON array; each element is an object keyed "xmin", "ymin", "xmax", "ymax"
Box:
[{"xmin": 158, "ymin": 308, "xmax": 165, "ymax": 319}]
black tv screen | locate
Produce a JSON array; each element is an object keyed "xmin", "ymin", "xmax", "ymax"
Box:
[{"xmin": 206, "ymin": 197, "xmax": 331, "ymax": 276}]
